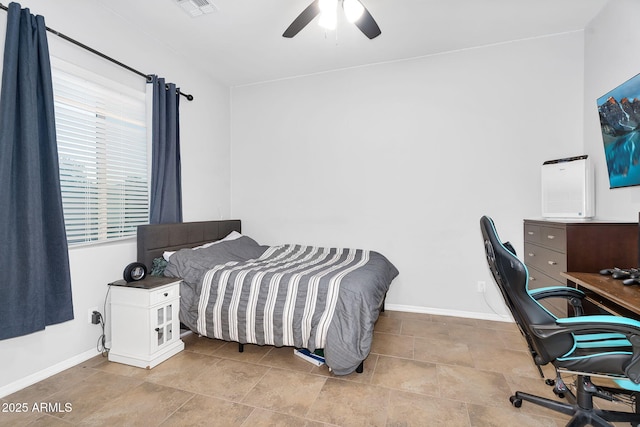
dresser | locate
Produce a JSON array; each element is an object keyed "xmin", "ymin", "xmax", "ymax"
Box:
[
  {"xmin": 108, "ymin": 276, "xmax": 184, "ymax": 369},
  {"xmin": 523, "ymin": 219, "xmax": 638, "ymax": 317}
]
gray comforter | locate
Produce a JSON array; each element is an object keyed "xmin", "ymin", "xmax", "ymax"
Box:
[{"xmin": 164, "ymin": 236, "xmax": 398, "ymax": 375}]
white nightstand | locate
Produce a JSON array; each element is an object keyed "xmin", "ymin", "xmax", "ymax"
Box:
[{"xmin": 108, "ymin": 276, "xmax": 184, "ymax": 369}]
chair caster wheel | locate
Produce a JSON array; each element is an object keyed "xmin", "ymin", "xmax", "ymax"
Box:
[
  {"xmin": 545, "ymin": 379, "xmax": 555, "ymax": 386},
  {"xmin": 509, "ymin": 396, "xmax": 522, "ymax": 408}
]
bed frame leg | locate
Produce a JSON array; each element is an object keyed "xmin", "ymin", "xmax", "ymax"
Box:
[
  {"xmin": 238, "ymin": 343, "xmax": 244, "ymax": 353},
  {"xmin": 356, "ymin": 361, "xmax": 364, "ymax": 373}
]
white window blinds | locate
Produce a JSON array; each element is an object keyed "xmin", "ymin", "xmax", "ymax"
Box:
[{"xmin": 52, "ymin": 64, "xmax": 149, "ymax": 246}]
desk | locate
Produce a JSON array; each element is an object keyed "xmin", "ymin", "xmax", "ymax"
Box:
[{"xmin": 561, "ymin": 272, "xmax": 640, "ymax": 319}]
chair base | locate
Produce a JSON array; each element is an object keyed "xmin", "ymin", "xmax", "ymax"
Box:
[{"xmin": 510, "ymin": 375, "xmax": 640, "ymax": 427}]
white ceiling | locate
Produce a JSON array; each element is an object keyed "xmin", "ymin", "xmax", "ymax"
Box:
[{"xmin": 97, "ymin": 0, "xmax": 609, "ymax": 87}]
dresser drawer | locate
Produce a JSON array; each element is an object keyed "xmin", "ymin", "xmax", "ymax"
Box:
[
  {"xmin": 150, "ymin": 283, "xmax": 179, "ymax": 306},
  {"xmin": 524, "ymin": 243, "xmax": 567, "ymax": 279},
  {"xmin": 526, "ymin": 265, "xmax": 564, "ymax": 289},
  {"xmin": 111, "ymin": 281, "xmax": 180, "ymax": 307},
  {"xmin": 539, "ymin": 225, "xmax": 566, "ymax": 252},
  {"xmin": 524, "ymin": 223, "xmax": 541, "ymax": 244},
  {"xmin": 524, "ymin": 223, "xmax": 566, "ymax": 251}
]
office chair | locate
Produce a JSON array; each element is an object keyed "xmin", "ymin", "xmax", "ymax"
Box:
[{"xmin": 480, "ymin": 215, "xmax": 640, "ymax": 427}]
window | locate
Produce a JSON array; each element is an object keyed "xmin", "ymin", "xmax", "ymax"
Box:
[{"xmin": 52, "ymin": 61, "xmax": 149, "ymax": 246}]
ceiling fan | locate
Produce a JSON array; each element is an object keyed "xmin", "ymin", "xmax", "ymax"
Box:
[{"xmin": 283, "ymin": 0, "xmax": 381, "ymax": 40}]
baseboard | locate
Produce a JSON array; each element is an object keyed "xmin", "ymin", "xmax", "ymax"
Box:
[
  {"xmin": 0, "ymin": 347, "xmax": 102, "ymax": 399},
  {"xmin": 384, "ymin": 303, "xmax": 514, "ymax": 323}
]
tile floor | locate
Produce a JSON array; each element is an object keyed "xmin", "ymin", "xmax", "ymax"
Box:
[{"xmin": 0, "ymin": 310, "xmax": 634, "ymax": 426}]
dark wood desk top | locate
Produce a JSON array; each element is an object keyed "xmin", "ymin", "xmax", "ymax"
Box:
[{"xmin": 561, "ymin": 272, "xmax": 640, "ymax": 316}]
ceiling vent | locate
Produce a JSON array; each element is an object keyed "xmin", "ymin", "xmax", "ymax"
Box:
[{"xmin": 175, "ymin": 0, "xmax": 218, "ymax": 17}]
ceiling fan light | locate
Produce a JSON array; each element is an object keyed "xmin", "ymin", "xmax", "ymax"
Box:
[
  {"xmin": 343, "ymin": 0, "xmax": 364, "ymax": 23},
  {"xmin": 318, "ymin": 11, "xmax": 337, "ymax": 30},
  {"xmin": 318, "ymin": 0, "xmax": 338, "ymax": 30}
]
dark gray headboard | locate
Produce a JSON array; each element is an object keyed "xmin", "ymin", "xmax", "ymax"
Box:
[{"xmin": 137, "ymin": 220, "xmax": 242, "ymax": 270}]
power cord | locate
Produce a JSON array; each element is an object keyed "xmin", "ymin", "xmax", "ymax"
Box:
[
  {"xmin": 482, "ymin": 286, "xmax": 511, "ymax": 320},
  {"xmin": 97, "ymin": 286, "xmax": 111, "ymax": 356}
]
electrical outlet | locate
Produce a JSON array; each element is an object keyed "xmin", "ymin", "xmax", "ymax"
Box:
[
  {"xmin": 477, "ymin": 281, "xmax": 486, "ymax": 293},
  {"xmin": 88, "ymin": 307, "xmax": 99, "ymax": 324},
  {"xmin": 91, "ymin": 311, "xmax": 101, "ymax": 325}
]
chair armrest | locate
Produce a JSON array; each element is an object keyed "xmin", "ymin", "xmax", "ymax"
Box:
[
  {"xmin": 529, "ymin": 286, "xmax": 585, "ymax": 300},
  {"xmin": 557, "ymin": 315, "xmax": 640, "ymax": 329},
  {"xmin": 529, "ymin": 286, "xmax": 585, "ymax": 316}
]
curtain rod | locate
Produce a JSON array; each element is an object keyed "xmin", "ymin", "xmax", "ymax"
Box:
[{"xmin": 0, "ymin": 2, "xmax": 194, "ymax": 101}]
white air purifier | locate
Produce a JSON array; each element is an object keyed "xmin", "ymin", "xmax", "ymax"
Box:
[{"xmin": 541, "ymin": 155, "xmax": 594, "ymax": 219}]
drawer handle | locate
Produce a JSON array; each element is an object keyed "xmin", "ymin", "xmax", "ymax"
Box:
[
  {"xmin": 527, "ymin": 231, "xmax": 534, "ymax": 235},
  {"xmin": 548, "ymin": 260, "xmax": 557, "ymax": 265},
  {"xmin": 164, "ymin": 292, "xmax": 168, "ymax": 297},
  {"xmin": 155, "ymin": 328, "xmax": 160, "ymax": 332},
  {"xmin": 528, "ymin": 253, "xmax": 535, "ymax": 257},
  {"xmin": 529, "ymin": 276, "xmax": 536, "ymax": 281},
  {"xmin": 547, "ymin": 235, "xmax": 555, "ymax": 240}
]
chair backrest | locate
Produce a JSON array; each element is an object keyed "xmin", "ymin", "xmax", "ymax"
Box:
[{"xmin": 480, "ymin": 216, "xmax": 574, "ymax": 365}]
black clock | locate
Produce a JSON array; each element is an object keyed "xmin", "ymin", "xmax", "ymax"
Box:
[{"xmin": 123, "ymin": 262, "xmax": 147, "ymax": 282}]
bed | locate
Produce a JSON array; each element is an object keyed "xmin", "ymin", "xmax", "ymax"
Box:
[{"xmin": 137, "ymin": 220, "xmax": 398, "ymax": 375}]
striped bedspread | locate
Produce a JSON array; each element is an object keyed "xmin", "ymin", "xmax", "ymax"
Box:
[{"xmin": 196, "ymin": 244, "xmax": 370, "ymax": 350}]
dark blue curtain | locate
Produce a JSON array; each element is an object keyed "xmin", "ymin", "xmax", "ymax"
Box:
[
  {"xmin": 0, "ymin": 3, "xmax": 74, "ymax": 340},
  {"xmin": 149, "ymin": 75, "xmax": 183, "ymax": 224}
]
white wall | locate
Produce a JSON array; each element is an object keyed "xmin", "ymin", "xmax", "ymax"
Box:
[
  {"xmin": 231, "ymin": 33, "xmax": 585, "ymax": 319},
  {"xmin": 0, "ymin": 0, "xmax": 231, "ymax": 396},
  {"xmin": 584, "ymin": 0, "xmax": 640, "ymax": 221}
]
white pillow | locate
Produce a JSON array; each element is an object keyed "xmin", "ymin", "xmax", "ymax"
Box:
[
  {"xmin": 224, "ymin": 230, "xmax": 243, "ymax": 241},
  {"xmin": 200, "ymin": 230, "xmax": 243, "ymax": 248},
  {"xmin": 162, "ymin": 231, "xmax": 244, "ymax": 261}
]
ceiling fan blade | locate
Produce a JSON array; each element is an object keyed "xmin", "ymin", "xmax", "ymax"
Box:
[
  {"xmin": 283, "ymin": 0, "xmax": 321, "ymax": 38},
  {"xmin": 353, "ymin": 5, "xmax": 381, "ymax": 39}
]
